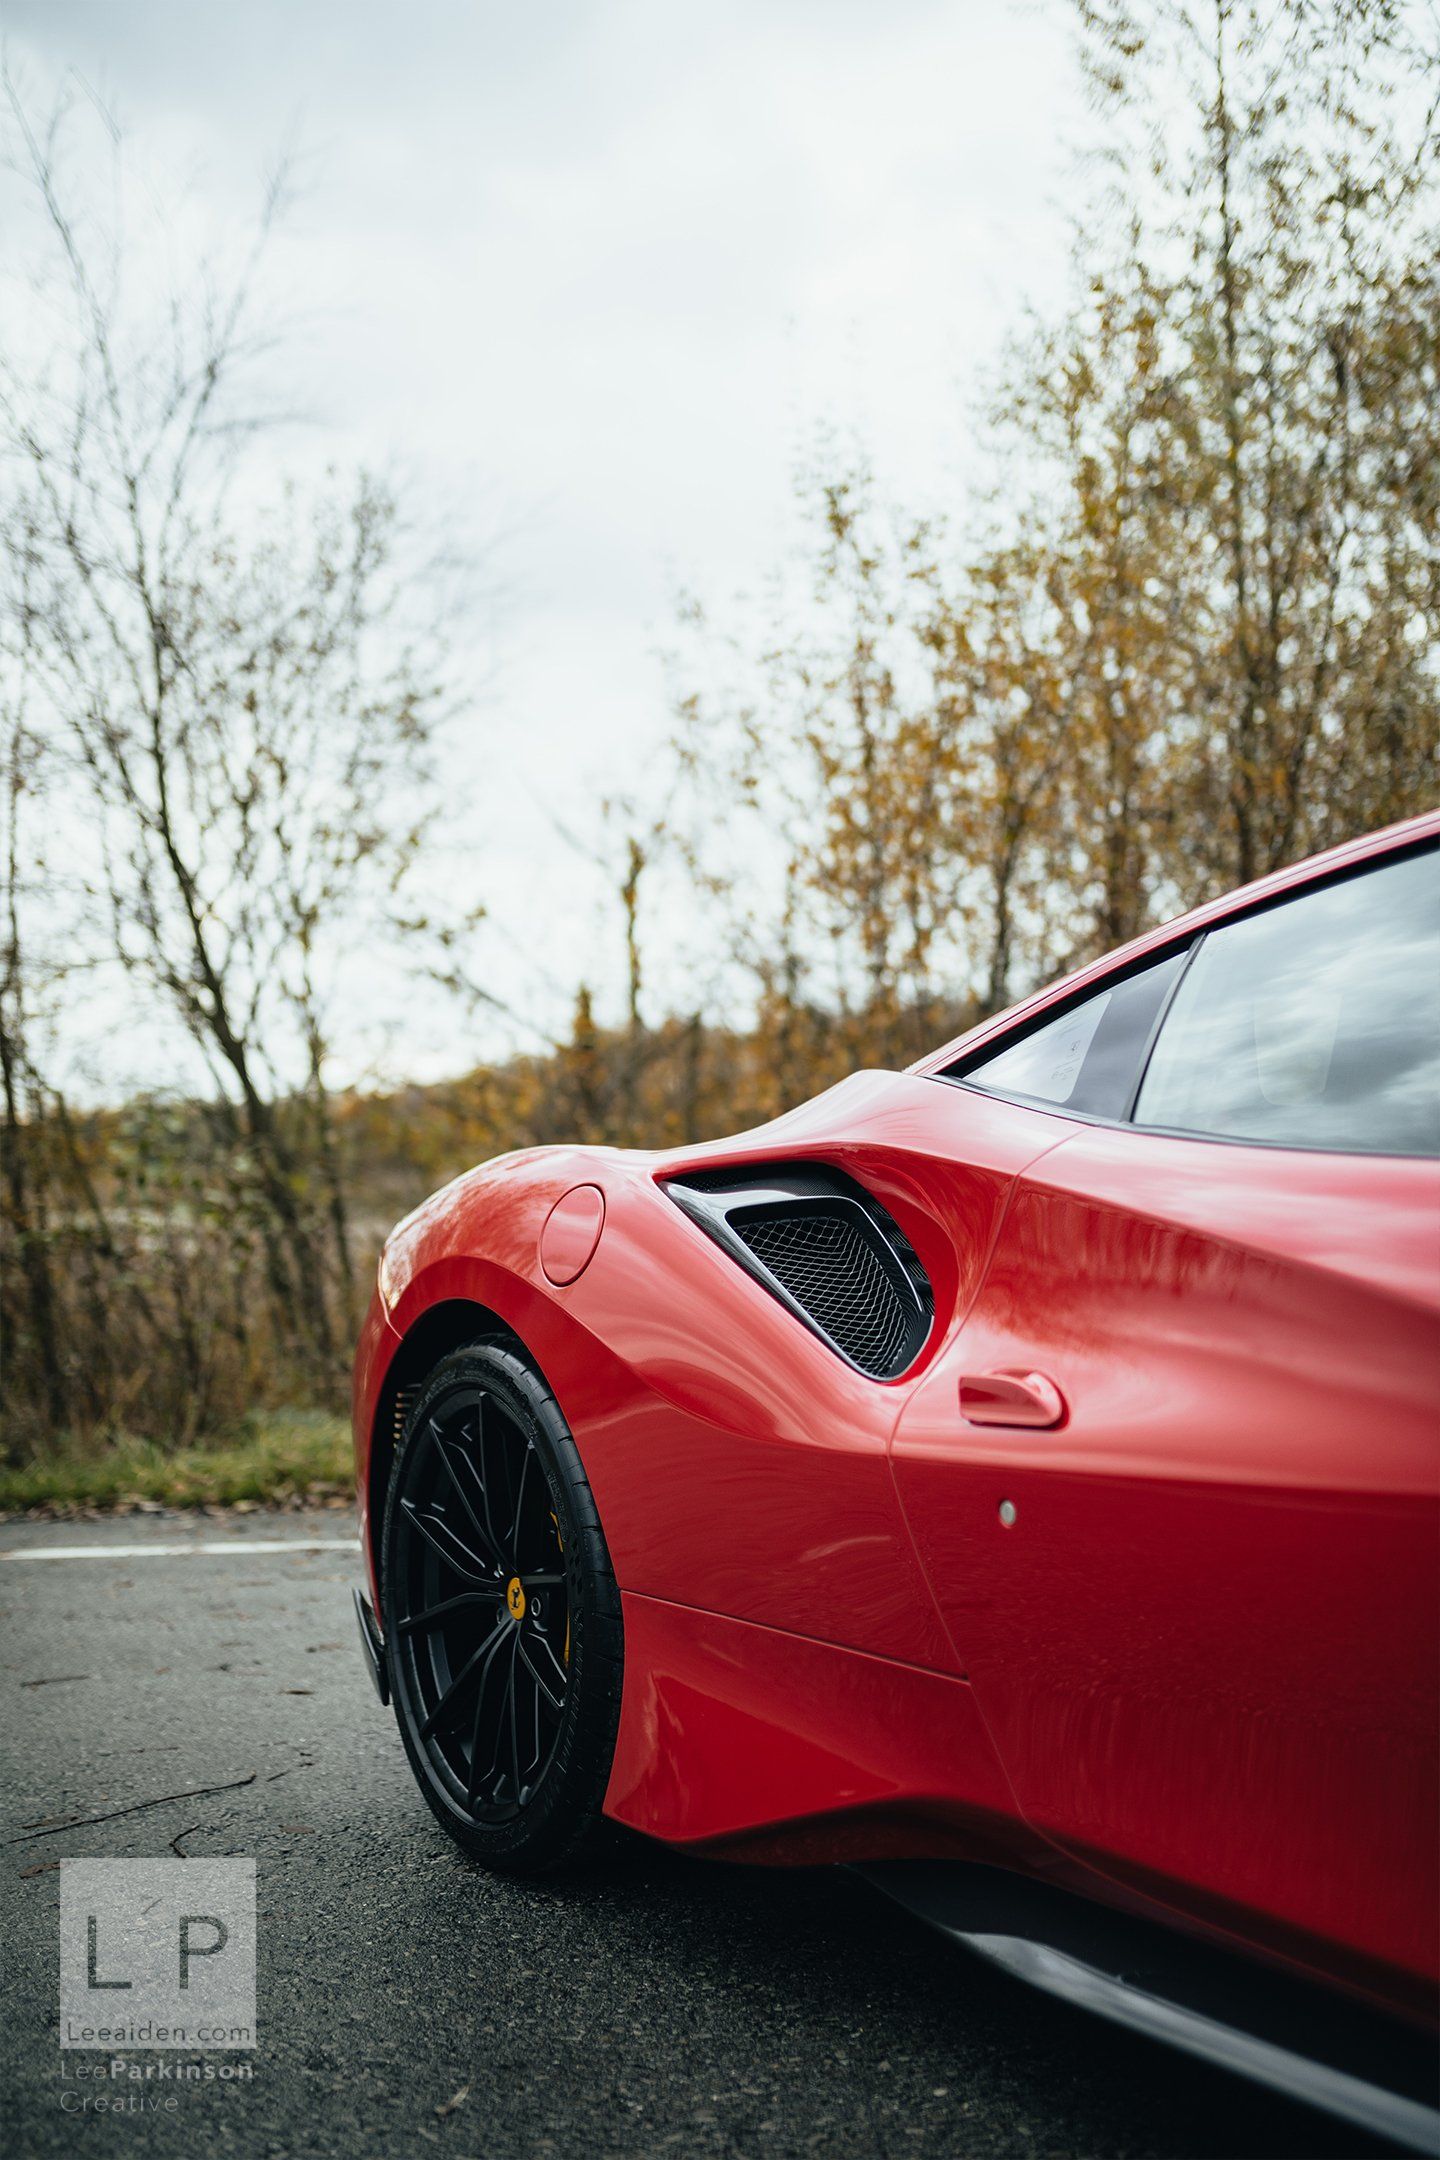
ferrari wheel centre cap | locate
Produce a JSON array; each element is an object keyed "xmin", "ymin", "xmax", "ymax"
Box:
[{"xmin": 506, "ymin": 1576, "xmax": 526, "ymax": 1620}]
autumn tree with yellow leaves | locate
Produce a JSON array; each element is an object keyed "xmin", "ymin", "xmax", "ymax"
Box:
[{"xmin": 674, "ymin": 0, "xmax": 1438, "ymax": 1047}]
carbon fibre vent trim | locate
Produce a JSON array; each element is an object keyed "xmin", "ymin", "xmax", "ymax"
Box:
[{"xmin": 662, "ymin": 1164, "xmax": 933, "ymax": 1379}]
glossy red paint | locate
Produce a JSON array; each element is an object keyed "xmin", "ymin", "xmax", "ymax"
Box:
[
  {"xmin": 607, "ymin": 1591, "xmax": 1039, "ymax": 1868},
  {"xmin": 890, "ymin": 1119, "xmax": 1440, "ymax": 2020},
  {"xmin": 354, "ymin": 811, "xmax": 1440, "ymax": 2029}
]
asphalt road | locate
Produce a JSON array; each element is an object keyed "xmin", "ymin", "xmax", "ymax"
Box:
[{"xmin": 0, "ymin": 1508, "xmax": 1399, "ymax": 2160}]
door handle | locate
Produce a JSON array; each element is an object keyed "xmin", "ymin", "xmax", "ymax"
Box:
[{"xmin": 959, "ymin": 1369, "xmax": 1066, "ymax": 1428}]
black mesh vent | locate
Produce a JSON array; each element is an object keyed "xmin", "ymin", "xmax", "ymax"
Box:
[
  {"xmin": 663, "ymin": 1163, "xmax": 933, "ymax": 1379},
  {"xmin": 733, "ymin": 1212, "xmax": 914, "ymax": 1376}
]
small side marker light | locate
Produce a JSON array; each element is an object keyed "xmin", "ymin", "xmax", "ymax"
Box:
[{"xmin": 998, "ymin": 1500, "xmax": 1018, "ymax": 1528}]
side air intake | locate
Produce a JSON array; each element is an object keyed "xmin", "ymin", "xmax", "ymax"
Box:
[{"xmin": 662, "ymin": 1164, "xmax": 933, "ymax": 1380}]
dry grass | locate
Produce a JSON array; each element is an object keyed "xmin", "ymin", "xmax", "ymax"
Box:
[{"xmin": 0, "ymin": 1408, "xmax": 352, "ymax": 1516}]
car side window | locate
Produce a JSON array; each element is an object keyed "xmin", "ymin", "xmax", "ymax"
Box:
[
  {"xmin": 1133, "ymin": 847, "xmax": 1440, "ymax": 1157},
  {"xmin": 953, "ymin": 948, "xmax": 1188, "ymax": 1120}
]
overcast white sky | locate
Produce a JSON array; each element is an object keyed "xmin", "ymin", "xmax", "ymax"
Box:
[{"xmin": 2, "ymin": 0, "xmax": 1084, "ymax": 1084}]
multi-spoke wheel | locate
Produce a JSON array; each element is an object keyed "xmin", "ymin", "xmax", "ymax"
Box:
[{"xmin": 382, "ymin": 1340, "xmax": 623, "ymax": 1872}]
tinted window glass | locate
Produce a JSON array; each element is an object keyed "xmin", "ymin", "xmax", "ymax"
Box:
[
  {"xmin": 958, "ymin": 949, "xmax": 1187, "ymax": 1119},
  {"xmin": 1134, "ymin": 848, "xmax": 1440, "ymax": 1156}
]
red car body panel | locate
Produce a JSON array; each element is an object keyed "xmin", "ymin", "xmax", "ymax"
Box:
[
  {"xmin": 892, "ymin": 1120, "xmax": 1440, "ymax": 2021},
  {"xmin": 606, "ymin": 1592, "xmax": 1033, "ymax": 1866},
  {"xmin": 353, "ymin": 811, "xmax": 1440, "ymax": 2031}
]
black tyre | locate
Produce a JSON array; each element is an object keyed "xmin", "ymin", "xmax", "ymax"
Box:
[{"xmin": 381, "ymin": 1339, "xmax": 623, "ymax": 1873}]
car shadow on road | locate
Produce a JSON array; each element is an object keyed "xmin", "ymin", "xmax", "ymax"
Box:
[{"xmin": 461, "ymin": 1826, "xmax": 1406, "ymax": 2160}]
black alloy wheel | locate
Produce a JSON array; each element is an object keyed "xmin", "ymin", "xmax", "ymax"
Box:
[{"xmin": 381, "ymin": 1339, "xmax": 622, "ymax": 1873}]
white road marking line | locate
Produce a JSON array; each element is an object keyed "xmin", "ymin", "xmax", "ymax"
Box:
[{"xmin": 0, "ymin": 1539, "xmax": 357, "ymax": 1560}]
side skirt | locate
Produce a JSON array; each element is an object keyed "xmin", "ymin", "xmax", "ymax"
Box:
[{"xmin": 855, "ymin": 1860, "xmax": 1440, "ymax": 2157}]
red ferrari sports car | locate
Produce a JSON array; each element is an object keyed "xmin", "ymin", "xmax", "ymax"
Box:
[{"xmin": 354, "ymin": 811, "xmax": 1440, "ymax": 2149}]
